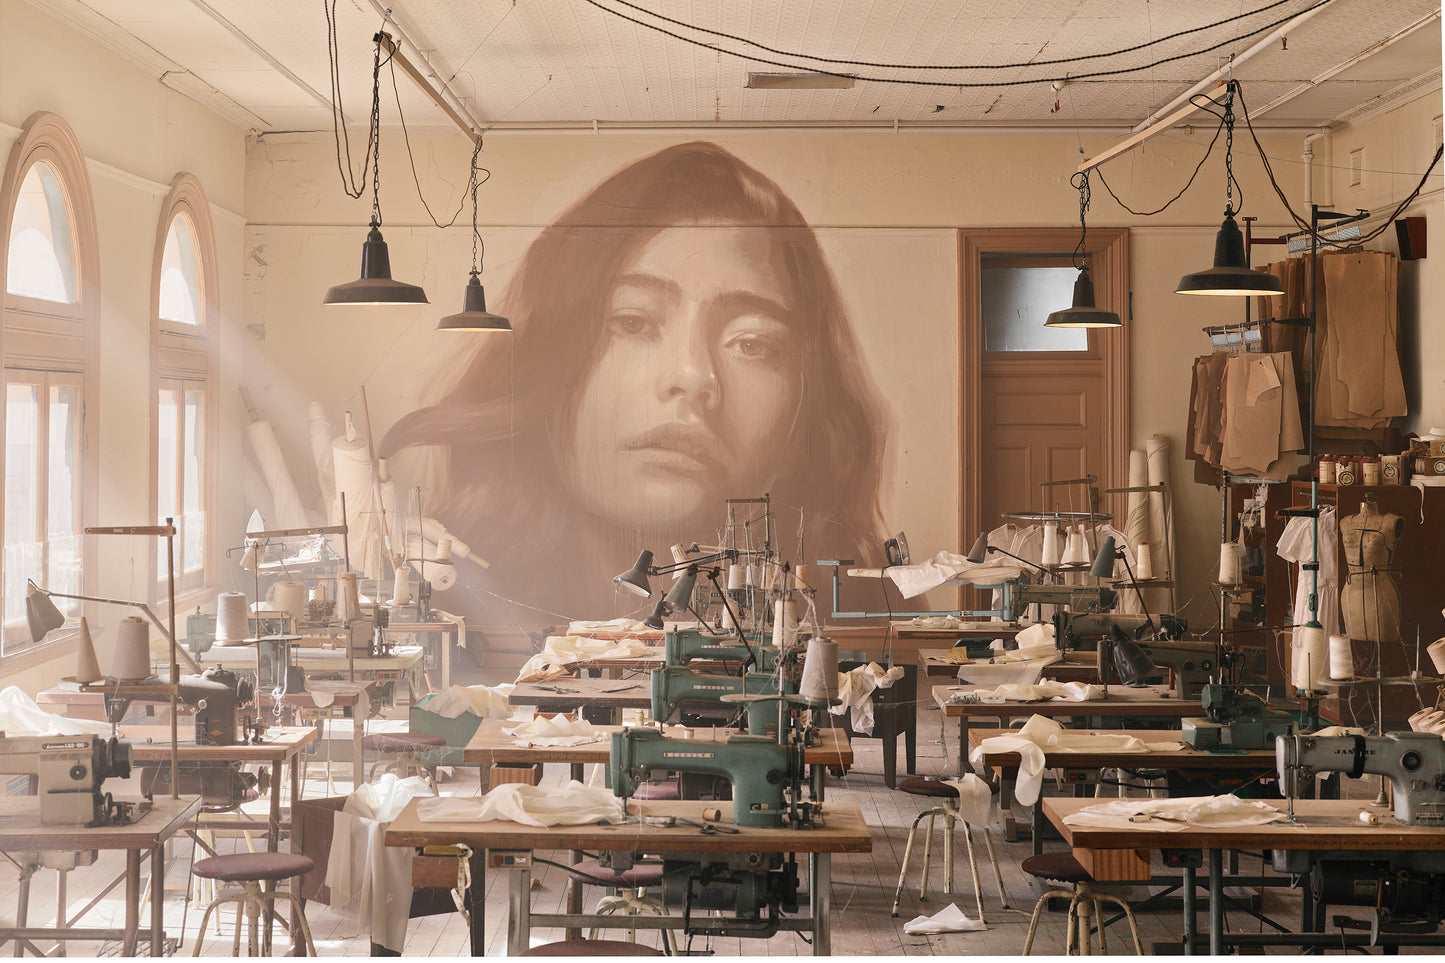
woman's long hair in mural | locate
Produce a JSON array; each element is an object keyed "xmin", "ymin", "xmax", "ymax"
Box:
[{"xmin": 381, "ymin": 141, "xmax": 888, "ymax": 624}]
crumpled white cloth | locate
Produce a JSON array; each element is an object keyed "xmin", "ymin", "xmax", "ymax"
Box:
[
  {"xmin": 325, "ymin": 774, "xmax": 436, "ymax": 953},
  {"xmin": 970, "ymin": 715, "xmax": 1181, "ymax": 806},
  {"xmin": 954, "ymin": 634, "xmax": 1062, "ymax": 686},
  {"xmin": 304, "ymin": 679, "xmax": 371, "ymax": 720},
  {"xmin": 1315, "ymin": 725, "xmax": 1369, "ymax": 738},
  {"xmin": 1064, "ymin": 794, "xmax": 1288, "ymax": 831},
  {"xmin": 952, "ymin": 681, "xmax": 1103, "ymax": 705},
  {"xmin": 423, "ymin": 683, "xmax": 515, "ymax": 719},
  {"xmin": 832, "ymin": 662, "xmax": 904, "ymax": 734},
  {"xmin": 516, "ymin": 635, "xmax": 651, "ymax": 683},
  {"xmin": 502, "ymin": 715, "xmax": 605, "ymax": 748},
  {"xmin": 908, "ymin": 615, "xmax": 965, "ymax": 629},
  {"xmin": 567, "ymin": 618, "xmax": 656, "ymax": 636},
  {"xmin": 416, "ymin": 780, "xmax": 625, "ymax": 827},
  {"xmin": 944, "ymin": 773, "xmax": 993, "ymax": 828},
  {"xmin": 432, "ymin": 609, "xmax": 467, "ymax": 650},
  {"xmin": 902, "ymin": 902, "xmax": 987, "ymax": 934},
  {"xmin": 850, "ymin": 550, "xmax": 1025, "ymax": 599},
  {"xmin": 0, "ymin": 686, "xmax": 110, "ymax": 735}
]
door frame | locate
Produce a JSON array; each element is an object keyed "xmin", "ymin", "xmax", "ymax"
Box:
[{"xmin": 959, "ymin": 227, "xmax": 1130, "ymax": 552}]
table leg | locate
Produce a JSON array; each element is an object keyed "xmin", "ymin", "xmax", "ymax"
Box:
[
  {"xmin": 466, "ymin": 850, "xmax": 487, "ymax": 956},
  {"xmin": 810, "ymin": 853, "xmax": 831, "ymax": 956},
  {"xmin": 122, "ymin": 850, "xmax": 141, "ymax": 957},
  {"xmin": 150, "ymin": 845, "xmax": 164, "ymax": 956},
  {"xmin": 956, "ymin": 716, "xmax": 969, "ymax": 777},
  {"xmin": 13, "ymin": 863, "xmax": 33, "ymax": 957},
  {"xmin": 810, "ymin": 763, "xmax": 826, "ymax": 802},
  {"xmin": 289, "ymin": 752, "xmax": 304, "ymax": 951},
  {"xmin": 507, "ymin": 865, "xmax": 531, "ymax": 956},
  {"xmin": 1208, "ymin": 849, "xmax": 1223, "ymax": 956},
  {"xmin": 566, "ymin": 763, "xmax": 584, "ymax": 940},
  {"xmin": 1182, "ymin": 862, "xmax": 1196, "ymax": 955}
]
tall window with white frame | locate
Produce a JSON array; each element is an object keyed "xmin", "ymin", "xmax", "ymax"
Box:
[
  {"xmin": 1, "ymin": 114, "xmax": 99, "ymax": 660},
  {"xmin": 153, "ymin": 175, "xmax": 218, "ymax": 597}
]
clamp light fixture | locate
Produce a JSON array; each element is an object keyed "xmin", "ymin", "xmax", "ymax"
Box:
[
  {"xmin": 438, "ymin": 139, "xmax": 511, "ymax": 332},
  {"xmin": 323, "ymin": 34, "xmax": 428, "ymax": 306},
  {"xmin": 1175, "ymin": 81, "xmax": 1283, "ymax": 297},
  {"xmin": 1045, "ymin": 170, "xmax": 1121, "ymax": 328}
]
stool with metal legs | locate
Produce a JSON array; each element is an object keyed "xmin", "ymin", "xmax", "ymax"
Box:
[
  {"xmin": 190, "ymin": 852, "xmax": 317, "ymax": 957},
  {"xmin": 890, "ymin": 776, "xmax": 1009, "ymax": 921},
  {"xmin": 1021, "ymin": 851, "xmax": 1142, "ymax": 956}
]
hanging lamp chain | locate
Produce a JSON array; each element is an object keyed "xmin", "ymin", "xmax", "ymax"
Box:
[
  {"xmin": 468, "ymin": 138, "xmax": 484, "ymax": 276},
  {"xmin": 1222, "ymin": 80, "xmax": 1237, "ymax": 218},
  {"xmin": 1069, "ymin": 170, "xmax": 1091, "ymax": 271},
  {"xmin": 368, "ymin": 36, "xmax": 384, "ymax": 226}
]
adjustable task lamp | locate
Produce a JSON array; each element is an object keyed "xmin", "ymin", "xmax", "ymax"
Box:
[
  {"xmin": 643, "ymin": 566, "xmax": 700, "ymax": 630},
  {"xmin": 966, "ymin": 531, "xmax": 1053, "ymax": 580},
  {"xmin": 1045, "ymin": 171, "xmax": 1121, "ymax": 328},
  {"xmin": 1175, "ymin": 81, "xmax": 1284, "ymax": 298},
  {"xmin": 25, "ymin": 578, "xmax": 202, "ymax": 676},
  {"xmin": 1089, "ymin": 535, "xmax": 1157, "ymax": 639},
  {"xmin": 323, "ymin": 34, "xmax": 427, "ymax": 306},
  {"xmin": 1111, "ymin": 630, "xmax": 1159, "ymax": 687},
  {"xmin": 438, "ymin": 140, "xmax": 511, "ymax": 332}
]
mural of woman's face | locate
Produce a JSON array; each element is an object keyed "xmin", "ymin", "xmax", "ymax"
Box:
[{"xmin": 564, "ymin": 226, "xmax": 803, "ymax": 532}]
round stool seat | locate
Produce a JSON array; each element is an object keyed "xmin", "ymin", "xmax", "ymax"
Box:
[
  {"xmin": 519, "ymin": 938, "xmax": 662, "ymax": 957},
  {"xmin": 631, "ymin": 781, "xmax": 680, "ymax": 801},
  {"xmin": 193, "ymin": 852, "xmax": 315, "ymax": 883},
  {"xmin": 1020, "ymin": 852, "xmax": 1092, "ymax": 884},
  {"xmin": 896, "ymin": 776, "xmax": 959, "ymax": 799},
  {"xmin": 567, "ymin": 857, "xmax": 665, "ymax": 888},
  {"xmin": 363, "ymin": 732, "xmax": 447, "ymax": 752}
]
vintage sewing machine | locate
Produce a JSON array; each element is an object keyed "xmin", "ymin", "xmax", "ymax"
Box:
[
  {"xmin": 0, "ymin": 733, "xmax": 135, "ymax": 826},
  {"xmin": 664, "ymin": 629, "xmax": 779, "ymax": 672},
  {"xmin": 185, "ymin": 608, "xmax": 291, "ymax": 656},
  {"xmin": 1274, "ymin": 731, "xmax": 1445, "ymax": 934},
  {"xmin": 1183, "ymin": 683, "xmax": 1297, "ymax": 749},
  {"xmin": 651, "ymin": 666, "xmax": 793, "ymax": 735},
  {"xmin": 1011, "ymin": 583, "xmax": 1118, "ymax": 621},
  {"xmin": 607, "ymin": 707, "xmax": 820, "ymax": 938}
]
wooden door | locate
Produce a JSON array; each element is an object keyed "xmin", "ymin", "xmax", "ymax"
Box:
[{"xmin": 960, "ymin": 229, "xmax": 1130, "ymax": 557}]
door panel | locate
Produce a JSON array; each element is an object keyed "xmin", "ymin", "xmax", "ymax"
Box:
[{"xmin": 981, "ymin": 372, "xmax": 1102, "ymax": 519}]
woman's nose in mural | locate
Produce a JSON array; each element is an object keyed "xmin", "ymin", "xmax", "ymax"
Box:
[{"xmin": 661, "ymin": 310, "xmax": 721, "ymax": 412}]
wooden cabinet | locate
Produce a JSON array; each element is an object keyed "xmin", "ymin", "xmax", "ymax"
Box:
[{"xmin": 1282, "ymin": 482, "xmax": 1442, "ymax": 728}]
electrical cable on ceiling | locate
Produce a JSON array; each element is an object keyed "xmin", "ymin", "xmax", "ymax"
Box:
[
  {"xmin": 578, "ymin": 0, "xmax": 1336, "ymax": 88},
  {"xmin": 324, "ymin": 0, "xmax": 388, "ymax": 200},
  {"xmin": 1096, "ymin": 114, "xmax": 1226, "ymax": 216},
  {"xmin": 388, "ymin": 56, "xmax": 487, "ymax": 229},
  {"xmin": 593, "ymin": 0, "xmax": 1319, "ymax": 73}
]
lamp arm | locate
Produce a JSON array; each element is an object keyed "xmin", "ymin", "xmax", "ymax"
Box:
[
  {"xmin": 1113, "ymin": 553, "xmax": 1158, "ymax": 639},
  {"xmin": 986, "ymin": 546, "xmax": 1053, "ymax": 581},
  {"xmin": 648, "ymin": 549, "xmax": 739, "ymax": 576},
  {"xmin": 36, "ymin": 587, "xmax": 202, "ymax": 675},
  {"xmin": 705, "ymin": 568, "xmax": 758, "ymax": 669}
]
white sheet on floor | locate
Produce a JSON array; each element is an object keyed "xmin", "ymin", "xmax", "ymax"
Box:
[
  {"xmin": 416, "ymin": 780, "xmax": 625, "ymax": 827},
  {"xmin": 902, "ymin": 902, "xmax": 987, "ymax": 934},
  {"xmin": 1064, "ymin": 794, "xmax": 1288, "ymax": 831},
  {"xmin": 0, "ymin": 686, "xmax": 110, "ymax": 735},
  {"xmin": 324, "ymin": 774, "xmax": 436, "ymax": 953}
]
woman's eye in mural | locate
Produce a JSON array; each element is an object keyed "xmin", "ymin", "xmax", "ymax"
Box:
[
  {"xmin": 720, "ymin": 315, "xmax": 795, "ymax": 368},
  {"xmin": 606, "ymin": 308, "xmax": 660, "ymax": 341}
]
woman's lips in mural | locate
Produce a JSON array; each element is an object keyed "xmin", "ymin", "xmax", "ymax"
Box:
[{"xmin": 624, "ymin": 424, "xmax": 726, "ymax": 475}]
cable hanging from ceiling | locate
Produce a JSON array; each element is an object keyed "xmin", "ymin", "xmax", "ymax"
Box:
[
  {"xmin": 592, "ymin": 0, "xmax": 1321, "ymax": 73},
  {"xmin": 578, "ymin": 0, "xmax": 1336, "ymax": 88}
]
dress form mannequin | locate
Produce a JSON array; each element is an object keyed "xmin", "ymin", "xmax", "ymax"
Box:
[{"xmin": 1338, "ymin": 494, "xmax": 1404, "ymax": 643}]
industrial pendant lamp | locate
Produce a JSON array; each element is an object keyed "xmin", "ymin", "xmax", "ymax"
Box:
[
  {"xmin": 323, "ymin": 36, "xmax": 427, "ymax": 306},
  {"xmin": 438, "ymin": 140, "xmax": 512, "ymax": 332},
  {"xmin": 1045, "ymin": 171, "xmax": 1121, "ymax": 328},
  {"xmin": 1176, "ymin": 81, "xmax": 1283, "ymax": 297}
]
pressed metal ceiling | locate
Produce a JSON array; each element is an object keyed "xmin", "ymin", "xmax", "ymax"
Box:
[{"xmin": 30, "ymin": 0, "xmax": 1444, "ymax": 133}]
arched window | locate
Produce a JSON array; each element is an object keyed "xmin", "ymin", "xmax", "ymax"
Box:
[
  {"xmin": 0, "ymin": 113, "xmax": 99, "ymax": 661},
  {"xmin": 153, "ymin": 175, "xmax": 218, "ymax": 594}
]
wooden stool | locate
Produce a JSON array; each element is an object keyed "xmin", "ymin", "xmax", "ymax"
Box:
[
  {"xmin": 891, "ymin": 776, "xmax": 1008, "ymax": 921},
  {"xmin": 363, "ymin": 731, "xmax": 447, "ymax": 787},
  {"xmin": 518, "ymin": 938, "xmax": 663, "ymax": 956},
  {"xmin": 566, "ymin": 857, "xmax": 672, "ymax": 954},
  {"xmin": 190, "ymin": 852, "xmax": 317, "ymax": 957},
  {"xmin": 1021, "ymin": 852, "xmax": 1142, "ymax": 955}
]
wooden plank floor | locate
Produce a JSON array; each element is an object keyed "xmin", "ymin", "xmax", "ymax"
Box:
[{"xmin": 0, "ymin": 697, "xmax": 1434, "ymax": 956}]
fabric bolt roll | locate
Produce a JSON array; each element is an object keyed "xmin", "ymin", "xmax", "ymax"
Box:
[
  {"xmin": 308, "ymin": 402, "xmax": 335, "ymax": 522},
  {"xmin": 1144, "ymin": 435, "xmax": 1174, "ymax": 597},
  {"xmin": 245, "ymin": 417, "xmax": 309, "ymax": 531},
  {"xmin": 333, "ymin": 437, "xmax": 385, "ymax": 578}
]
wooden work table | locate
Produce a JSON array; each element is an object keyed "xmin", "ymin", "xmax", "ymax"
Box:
[
  {"xmin": 1043, "ymin": 796, "xmax": 1445, "ymax": 954},
  {"xmin": 0, "ymin": 794, "xmax": 201, "ymax": 956},
  {"xmin": 919, "ymin": 647, "xmax": 1101, "ymax": 682},
  {"xmin": 384, "ymin": 798, "xmax": 871, "ymax": 956}
]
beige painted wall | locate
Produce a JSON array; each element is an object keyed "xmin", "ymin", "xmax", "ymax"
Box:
[{"xmin": 0, "ymin": 1, "xmax": 248, "ymax": 693}]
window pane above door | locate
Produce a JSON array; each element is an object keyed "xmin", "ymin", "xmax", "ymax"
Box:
[{"xmin": 982, "ymin": 265, "xmax": 1087, "ymax": 352}]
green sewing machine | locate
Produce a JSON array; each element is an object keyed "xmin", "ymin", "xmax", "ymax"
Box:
[
  {"xmin": 664, "ymin": 629, "xmax": 779, "ymax": 672},
  {"xmin": 651, "ymin": 666, "xmax": 793, "ymax": 736},
  {"xmin": 1182, "ymin": 683, "xmax": 1297, "ymax": 750}
]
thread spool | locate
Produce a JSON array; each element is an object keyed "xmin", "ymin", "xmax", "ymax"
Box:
[
  {"xmin": 392, "ymin": 565, "xmax": 413, "ymax": 605},
  {"xmin": 1292, "ymin": 625, "xmax": 1327, "ymax": 692},
  {"xmin": 726, "ymin": 562, "xmax": 745, "ymax": 591},
  {"xmin": 436, "ymin": 537, "xmax": 453, "ymax": 561},
  {"xmin": 800, "ymin": 638, "xmax": 840, "ymax": 703},
  {"xmin": 74, "ymin": 617, "xmax": 102, "ymax": 684},
  {"xmin": 1427, "ymin": 638, "xmax": 1445, "ymax": 675},
  {"xmin": 1359, "ymin": 811, "xmax": 1380, "ymax": 826},
  {"xmin": 1135, "ymin": 543, "xmax": 1154, "ymax": 580},
  {"xmin": 1328, "ymin": 634, "xmax": 1354, "ymax": 681},
  {"xmin": 1041, "ymin": 522, "xmax": 1061, "ymax": 567},
  {"xmin": 772, "ymin": 598, "xmax": 798, "ymax": 650},
  {"xmin": 335, "ymin": 572, "xmax": 360, "ymax": 622},
  {"xmin": 272, "ymin": 580, "xmax": 306, "ymax": 624},
  {"xmin": 793, "ymin": 563, "xmax": 811, "ymax": 591},
  {"xmin": 214, "ymin": 592, "xmax": 252, "ymax": 644},
  {"xmin": 111, "ymin": 616, "xmax": 153, "ymax": 682},
  {"xmin": 1218, "ymin": 543, "xmax": 1242, "ymax": 585}
]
